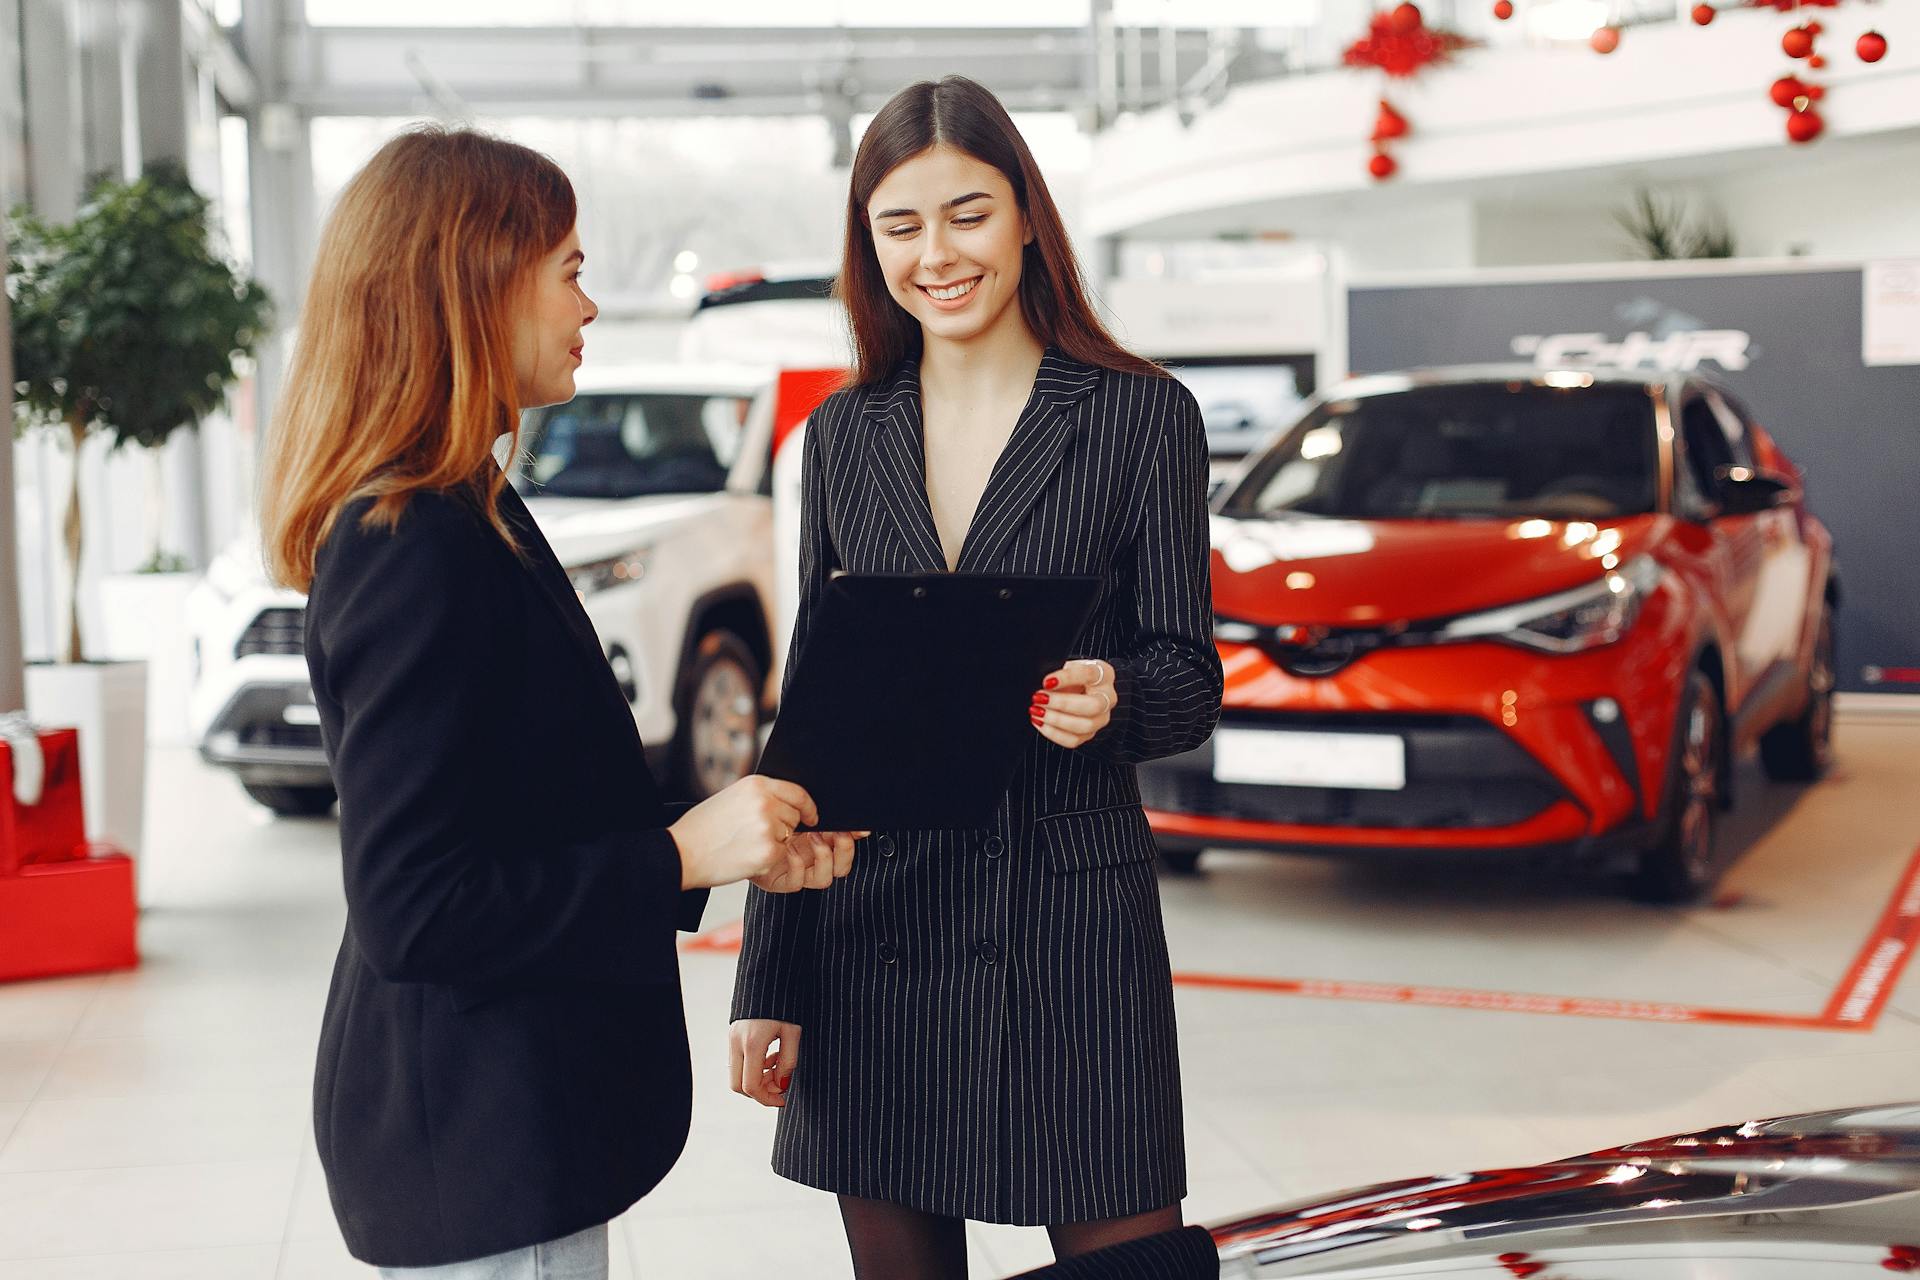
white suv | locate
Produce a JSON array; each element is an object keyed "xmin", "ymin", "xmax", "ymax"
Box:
[{"xmin": 189, "ymin": 363, "xmax": 780, "ymax": 816}]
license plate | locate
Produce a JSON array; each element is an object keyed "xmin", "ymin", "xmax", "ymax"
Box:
[{"xmin": 1213, "ymin": 728, "xmax": 1407, "ymax": 791}]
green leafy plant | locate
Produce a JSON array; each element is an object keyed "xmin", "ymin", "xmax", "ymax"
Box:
[
  {"xmin": 9, "ymin": 162, "xmax": 272, "ymax": 663},
  {"xmin": 1615, "ymin": 187, "xmax": 1737, "ymax": 261}
]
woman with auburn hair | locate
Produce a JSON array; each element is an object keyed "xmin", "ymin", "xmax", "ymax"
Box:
[
  {"xmin": 261, "ymin": 126, "xmax": 858, "ymax": 1279},
  {"xmin": 729, "ymin": 77, "xmax": 1223, "ymax": 1277}
]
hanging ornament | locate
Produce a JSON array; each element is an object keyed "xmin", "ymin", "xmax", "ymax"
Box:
[
  {"xmin": 1343, "ymin": 6, "xmax": 1474, "ymax": 184},
  {"xmin": 1768, "ymin": 74, "xmax": 1807, "ymax": 106},
  {"xmin": 1493, "ymin": 0, "xmax": 1514, "ymax": 18},
  {"xmin": 1343, "ymin": 6, "xmax": 1474, "ymax": 77},
  {"xmin": 1692, "ymin": 3, "xmax": 1716, "ymax": 24},
  {"xmin": 1372, "ymin": 99, "xmax": 1412, "ymax": 141},
  {"xmin": 1786, "ymin": 108, "xmax": 1824, "ymax": 143},
  {"xmin": 1590, "ymin": 25, "xmax": 1622, "ymax": 54},
  {"xmin": 1857, "ymin": 30, "xmax": 1887, "ymax": 62},
  {"xmin": 1806, "ymin": 83, "xmax": 1825, "ymax": 100},
  {"xmin": 1809, "ymin": 53, "xmax": 1827, "ymax": 67},
  {"xmin": 1782, "ymin": 25, "xmax": 1815, "ymax": 58}
]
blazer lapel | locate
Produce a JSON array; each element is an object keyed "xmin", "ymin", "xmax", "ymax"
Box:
[
  {"xmin": 495, "ymin": 481, "xmax": 618, "ymax": 672},
  {"xmin": 955, "ymin": 348, "xmax": 1100, "ymax": 573},
  {"xmin": 861, "ymin": 362, "xmax": 950, "ymax": 575}
]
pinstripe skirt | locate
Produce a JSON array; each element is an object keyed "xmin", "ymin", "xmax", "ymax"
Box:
[{"xmin": 769, "ymin": 801, "xmax": 1186, "ymax": 1224}]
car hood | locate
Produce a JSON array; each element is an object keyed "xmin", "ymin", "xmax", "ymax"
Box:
[
  {"xmin": 1208, "ymin": 513, "xmax": 1666, "ymax": 627},
  {"xmin": 1207, "ymin": 1103, "xmax": 1920, "ymax": 1277},
  {"xmin": 521, "ymin": 492, "xmax": 724, "ymax": 567}
]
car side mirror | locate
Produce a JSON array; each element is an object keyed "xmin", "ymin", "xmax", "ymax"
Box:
[{"xmin": 1713, "ymin": 466, "xmax": 1795, "ymax": 517}]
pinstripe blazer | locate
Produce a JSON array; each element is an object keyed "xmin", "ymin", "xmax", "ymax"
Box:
[{"xmin": 731, "ymin": 346, "xmax": 1223, "ymax": 1225}]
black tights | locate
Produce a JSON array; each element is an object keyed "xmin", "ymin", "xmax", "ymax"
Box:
[{"xmin": 838, "ymin": 1194, "xmax": 1183, "ymax": 1280}]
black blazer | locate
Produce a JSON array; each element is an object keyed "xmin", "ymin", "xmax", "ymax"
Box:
[{"xmin": 305, "ymin": 480, "xmax": 707, "ymax": 1268}]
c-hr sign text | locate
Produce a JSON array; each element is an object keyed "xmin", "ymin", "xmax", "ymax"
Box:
[{"xmin": 1511, "ymin": 329, "xmax": 1753, "ymax": 372}]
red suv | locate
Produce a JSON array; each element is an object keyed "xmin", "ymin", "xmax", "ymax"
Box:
[{"xmin": 1145, "ymin": 368, "xmax": 1837, "ymax": 901}]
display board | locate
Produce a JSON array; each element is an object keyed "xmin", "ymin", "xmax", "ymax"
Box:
[{"xmin": 1348, "ymin": 262, "xmax": 1920, "ymax": 696}]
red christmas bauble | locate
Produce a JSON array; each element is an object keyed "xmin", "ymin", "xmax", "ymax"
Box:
[
  {"xmin": 1807, "ymin": 83, "xmax": 1826, "ymax": 101},
  {"xmin": 1782, "ymin": 26, "xmax": 1814, "ymax": 58},
  {"xmin": 1390, "ymin": 2, "xmax": 1424, "ymax": 35},
  {"xmin": 1493, "ymin": 0, "xmax": 1513, "ymax": 18},
  {"xmin": 1368, "ymin": 151, "xmax": 1398, "ymax": 180},
  {"xmin": 1858, "ymin": 31, "xmax": 1887, "ymax": 63},
  {"xmin": 1769, "ymin": 75, "xmax": 1806, "ymax": 107},
  {"xmin": 1374, "ymin": 100, "xmax": 1411, "ymax": 139},
  {"xmin": 1786, "ymin": 108, "xmax": 1824, "ymax": 144},
  {"xmin": 1806, "ymin": 21, "xmax": 1823, "ymax": 36},
  {"xmin": 1809, "ymin": 54, "xmax": 1827, "ymax": 69},
  {"xmin": 1590, "ymin": 25, "xmax": 1621, "ymax": 54},
  {"xmin": 1691, "ymin": 3, "xmax": 1715, "ymax": 25}
]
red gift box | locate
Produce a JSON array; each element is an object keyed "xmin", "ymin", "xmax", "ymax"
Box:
[
  {"xmin": 0, "ymin": 855, "xmax": 138, "ymax": 983},
  {"xmin": 0, "ymin": 729, "xmax": 138, "ymax": 983},
  {"xmin": 0, "ymin": 731, "xmax": 88, "ymax": 875}
]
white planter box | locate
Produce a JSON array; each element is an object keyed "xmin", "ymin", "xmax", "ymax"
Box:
[
  {"xmin": 25, "ymin": 661, "xmax": 149, "ymax": 897},
  {"xmin": 100, "ymin": 572, "xmax": 199, "ymax": 748}
]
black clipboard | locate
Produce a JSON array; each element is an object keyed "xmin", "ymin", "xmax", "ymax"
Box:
[{"xmin": 755, "ymin": 572, "xmax": 1102, "ymax": 831}]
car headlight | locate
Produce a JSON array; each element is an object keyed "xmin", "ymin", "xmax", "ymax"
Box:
[
  {"xmin": 1441, "ymin": 554, "xmax": 1664, "ymax": 654},
  {"xmin": 567, "ymin": 547, "xmax": 653, "ymax": 598}
]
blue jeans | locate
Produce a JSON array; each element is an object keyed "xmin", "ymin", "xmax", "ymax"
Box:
[{"xmin": 377, "ymin": 1223, "xmax": 608, "ymax": 1280}]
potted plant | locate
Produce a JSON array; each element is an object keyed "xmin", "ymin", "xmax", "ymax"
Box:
[{"xmin": 8, "ymin": 163, "xmax": 272, "ymax": 873}]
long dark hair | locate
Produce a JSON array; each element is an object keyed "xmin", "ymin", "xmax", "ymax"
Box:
[{"xmin": 837, "ymin": 76, "xmax": 1163, "ymax": 386}]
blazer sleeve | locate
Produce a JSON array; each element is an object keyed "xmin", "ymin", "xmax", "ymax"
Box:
[
  {"xmin": 730, "ymin": 412, "xmax": 837, "ymax": 1024},
  {"xmin": 312, "ymin": 495, "xmax": 691, "ymax": 987},
  {"xmin": 1083, "ymin": 381, "xmax": 1224, "ymax": 765}
]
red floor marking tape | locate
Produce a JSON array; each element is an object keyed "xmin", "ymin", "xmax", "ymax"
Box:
[
  {"xmin": 1166, "ymin": 972, "xmax": 1839, "ymax": 1031},
  {"xmin": 681, "ymin": 845, "xmax": 1920, "ymax": 1033},
  {"xmin": 682, "ymin": 919, "xmax": 744, "ymax": 953},
  {"xmin": 1819, "ymin": 844, "xmax": 1920, "ymax": 1027}
]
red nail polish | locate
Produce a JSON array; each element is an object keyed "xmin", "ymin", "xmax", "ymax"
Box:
[
  {"xmin": 1033, "ymin": 693, "xmax": 1050, "ymax": 705},
  {"xmin": 779, "ymin": 1076, "xmax": 792, "ymax": 1091},
  {"xmin": 1030, "ymin": 711, "xmax": 1044, "ymax": 723},
  {"xmin": 1044, "ymin": 676, "xmax": 1059, "ymax": 689}
]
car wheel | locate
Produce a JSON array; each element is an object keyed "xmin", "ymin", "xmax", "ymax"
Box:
[
  {"xmin": 242, "ymin": 782, "xmax": 337, "ymax": 818},
  {"xmin": 672, "ymin": 629, "xmax": 763, "ymax": 801},
  {"xmin": 1760, "ymin": 607, "xmax": 1836, "ymax": 783},
  {"xmin": 1156, "ymin": 841, "xmax": 1204, "ymax": 875},
  {"xmin": 1629, "ymin": 669, "xmax": 1724, "ymax": 904}
]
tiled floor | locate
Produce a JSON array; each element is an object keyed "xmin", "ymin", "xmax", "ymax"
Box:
[{"xmin": 2, "ymin": 714, "xmax": 1917, "ymax": 1278}]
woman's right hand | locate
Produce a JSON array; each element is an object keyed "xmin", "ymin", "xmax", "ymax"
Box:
[
  {"xmin": 729, "ymin": 1018, "xmax": 800, "ymax": 1107},
  {"xmin": 670, "ymin": 776, "xmax": 826, "ymax": 890}
]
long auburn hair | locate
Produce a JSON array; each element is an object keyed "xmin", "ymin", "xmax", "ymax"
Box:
[
  {"xmin": 838, "ymin": 76, "xmax": 1163, "ymax": 386},
  {"xmin": 261, "ymin": 126, "xmax": 576, "ymax": 591}
]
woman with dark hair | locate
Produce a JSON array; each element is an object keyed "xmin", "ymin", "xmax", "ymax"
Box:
[{"xmin": 729, "ymin": 77, "xmax": 1223, "ymax": 1277}]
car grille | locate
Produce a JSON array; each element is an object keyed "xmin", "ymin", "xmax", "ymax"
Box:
[
  {"xmin": 1140, "ymin": 711, "xmax": 1569, "ymax": 831},
  {"xmin": 238, "ymin": 723, "xmax": 323, "ymax": 751},
  {"xmin": 236, "ymin": 608, "xmax": 304, "ymax": 658}
]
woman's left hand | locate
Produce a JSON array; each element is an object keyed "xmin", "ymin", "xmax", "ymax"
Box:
[{"xmin": 1030, "ymin": 658, "xmax": 1117, "ymax": 750}]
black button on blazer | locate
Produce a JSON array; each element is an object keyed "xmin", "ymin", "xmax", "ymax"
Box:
[{"xmin": 304, "ymin": 481, "xmax": 707, "ymax": 1269}]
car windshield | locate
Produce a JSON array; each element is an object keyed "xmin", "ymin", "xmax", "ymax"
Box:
[
  {"xmin": 514, "ymin": 392, "xmax": 750, "ymax": 500},
  {"xmin": 1220, "ymin": 382, "xmax": 1658, "ymax": 521}
]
